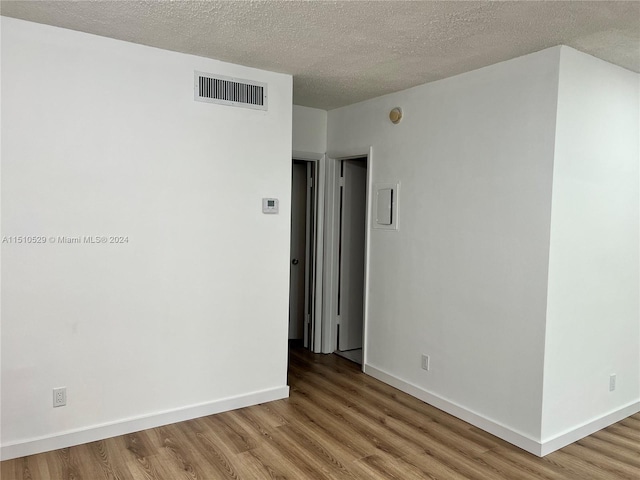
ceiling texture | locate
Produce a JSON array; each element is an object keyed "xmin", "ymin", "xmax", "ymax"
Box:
[{"xmin": 1, "ymin": 1, "xmax": 639, "ymax": 110}]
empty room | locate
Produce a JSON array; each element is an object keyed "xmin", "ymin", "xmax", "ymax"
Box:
[{"xmin": 1, "ymin": 1, "xmax": 639, "ymax": 479}]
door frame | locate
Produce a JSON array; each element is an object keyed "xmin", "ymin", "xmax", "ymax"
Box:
[
  {"xmin": 292, "ymin": 151, "xmax": 325, "ymax": 353},
  {"xmin": 323, "ymin": 147, "xmax": 373, "ymax": 369}
]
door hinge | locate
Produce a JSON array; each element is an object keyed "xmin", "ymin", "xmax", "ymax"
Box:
[
  {"xmin": 308, "ymin": 176, "xmax": 313, "ymax": 188},
  {"xmin": 339, "ymin": 176, "xmax": 345, "ymax": 187}
]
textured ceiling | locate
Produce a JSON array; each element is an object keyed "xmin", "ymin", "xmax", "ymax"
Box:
[{"xmin": 1, "ymin": 1, "xmax": 639, "ymax": 110}]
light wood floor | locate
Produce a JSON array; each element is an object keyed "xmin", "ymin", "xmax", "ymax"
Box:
[{"xmin": 3, "ymin": 346, "xmax": 639, "ymax": 479}]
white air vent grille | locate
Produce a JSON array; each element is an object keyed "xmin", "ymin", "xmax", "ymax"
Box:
[{"xmin": 194, "ymin": 71, "xmax": 267, "ymax": 110}]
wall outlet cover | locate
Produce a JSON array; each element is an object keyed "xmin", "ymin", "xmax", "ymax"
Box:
[
  {"xmin": 421, "ymin": 354, "xmax": 430, "ymax": 371},
  {"xmin": 53, "ymin": 387, "xmax": 67, "ymax": 407}
]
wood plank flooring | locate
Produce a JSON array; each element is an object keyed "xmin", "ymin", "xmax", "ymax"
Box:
[{"xmin": 2, "ymin": 346, "xmax": 639, "ymax": 479}]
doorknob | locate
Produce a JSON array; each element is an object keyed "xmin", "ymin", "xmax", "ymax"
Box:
[{"xmin": 292, "ymin": 259, "xmax": 299, "ymax": 265}]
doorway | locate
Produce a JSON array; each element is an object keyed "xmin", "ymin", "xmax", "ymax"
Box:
[
  {"xmin": 335, "ymin": 157, "xmax": 367, "ymax": 364},
  {"xmin": 288, "ymin": 159, "xmax": 318, "ymax": 349}
]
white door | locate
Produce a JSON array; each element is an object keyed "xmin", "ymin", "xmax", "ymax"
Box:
[
  {"xmin": 337, "ymin": 158, "xmax": 367, "ymax": 351},
  {"xmin": 288, "ymin": 162, "xmax": 307, "ymax": 340}
]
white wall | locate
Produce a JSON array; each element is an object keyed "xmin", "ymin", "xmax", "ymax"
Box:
[
  {"xmin": 292, "ymin": 105, "xmax": 327, "ymax": 155},
  {"xmin": 1, "ymin": 17, "xmax": 292, "ymax": 459},
  {"xmin": 328, "ymin": 47, "xmax": 561, "ymax": 446},
  {"xmin": 0, "ymin": 16, "xmax": 4, "ymax": 449},
  {"xmin": 541, "ymin": 47, "xmax": 640, "ymax": 446}
]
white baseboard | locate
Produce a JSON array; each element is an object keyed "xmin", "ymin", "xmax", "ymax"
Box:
[
  {"xmin": 539, "ymin": 400, "xmax": 640, "ymax": 456},
  {"xmin": 363, "ymin": 364, "xmax": 640, "ymax": 457},
  {"xmin": 1, "ymin": 385, "xmax": 289, "ymax": 461},
  {"xmin": 363, "ymin": 364, "xmax": 543, "ymax": 455}
]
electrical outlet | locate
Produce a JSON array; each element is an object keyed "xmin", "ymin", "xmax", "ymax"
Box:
[
  {"xmin": 609, "ymin": 374, "xmax": 616, "ymax": 392},
  {"xmin": 53, "ymin": 387, "xmax": 67, "ymax": 407},
  {"xmin": 421, "ymin": 354, "xmax": 430, "ymax": 371}
]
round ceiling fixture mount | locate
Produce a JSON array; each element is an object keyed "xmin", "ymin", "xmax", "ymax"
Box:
[{"xmin": 389, "ymin": 107, "xmax": 403, "ymax": 124}]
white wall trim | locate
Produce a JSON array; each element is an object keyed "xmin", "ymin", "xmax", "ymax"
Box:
[
  {"xmin": 327, "ymin": 146, "xmax": 373, "ymax": 161},
  {"xmin": 292, "ymin": 150, "xmax": 324, "ymax": 161},
  {"xmin": 539, "ymin": 400, "xmax": 640, "ymax": 456},
  {"xmin": 0, "ymin": 385, "xmax": 289, "ymax": 461},
  {"xmin": 321, "ymin": 154, "xmax": 339, "ymax": 354},
  {"xmin": 364, "ymin": 364, "xmax": 544, "ymax": 455},
  {"xmin": 313, "ymin": 155, "xmax": 327, "ymax": 352},
  {"xmin": 364, "ymin": 364, "xmax": 640, "ymax": 457},
  {"xmin": 361, "ymin": 147, "xmax": 374, "ymax": 369},
  {"xmin": 323, "ymin": 147, "xmax": 373, "ymax": 359}
]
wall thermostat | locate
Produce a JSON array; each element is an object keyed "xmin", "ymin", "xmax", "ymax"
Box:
[{"xmin": 262, "ymin": 198, "xmax": 279, "ymax": 214}]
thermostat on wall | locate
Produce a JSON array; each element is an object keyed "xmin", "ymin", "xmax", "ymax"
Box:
[{"xmin": 262, "ymin": 198, "xmax": 279, "ymax": 214}]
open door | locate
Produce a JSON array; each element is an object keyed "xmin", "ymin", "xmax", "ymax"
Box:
[
  {"xmin": 337, "ymin": 158, "xmax": 367, "ymax": 354},
  {"xmin": 289, "ymin": 159, "xmax": 319, "ymax": 349},
  {"xmin": 289, "ymin": 161, "xmax": 307, "ymax": 341}
]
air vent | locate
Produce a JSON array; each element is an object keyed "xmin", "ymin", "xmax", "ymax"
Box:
[{"xmin": 194, "ymin": 71, "xmax": 267, "ymax": 110}]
